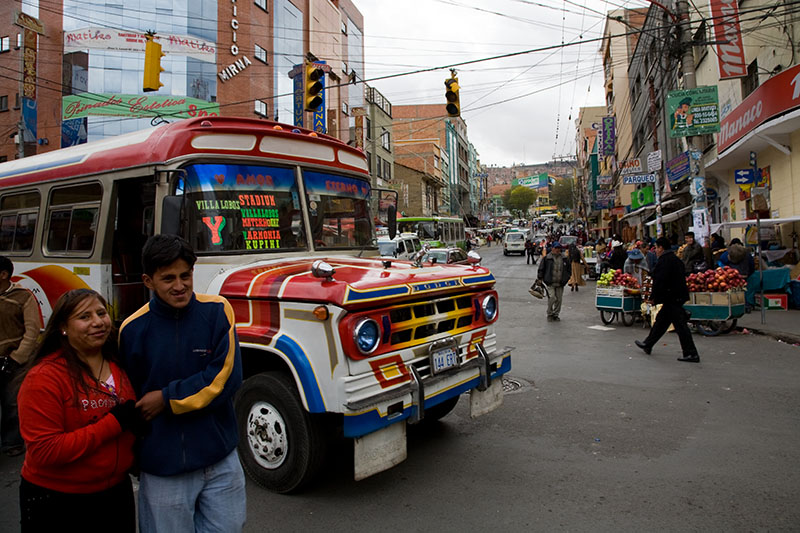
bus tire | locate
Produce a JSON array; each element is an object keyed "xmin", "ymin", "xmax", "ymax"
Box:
[{"xmin": 236, "ymin": 372, "xmax": 327, "ymax": 493}]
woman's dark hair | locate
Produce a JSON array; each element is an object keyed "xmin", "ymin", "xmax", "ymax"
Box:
[
  {"xmin": 142, "ymin": 234, "xmax": 197, "ymax": 276},
  {"xmin": 19, "ymin": 289, "xmax": 118, "ymax": 400}
]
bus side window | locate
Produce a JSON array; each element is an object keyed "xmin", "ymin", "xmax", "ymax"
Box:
[
  {"xmin": 0, "ymin": 191, "xmax": 40, "ymax": 253},
  {"xmin": 46, "ymin": 184, "xmax": 102, "ymax": 254}
]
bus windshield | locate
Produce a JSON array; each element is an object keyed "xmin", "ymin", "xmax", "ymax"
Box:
[
  {"xmin": 182, "ymin": 164, "xmax": 374, "ymax": 253},
  {"xmin": 183, "ymin": 163, "xmax": 306, "ymax": 253}
]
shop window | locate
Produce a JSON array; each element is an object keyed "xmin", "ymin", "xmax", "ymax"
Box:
[
  {"xmin": 255, "ymin": 100, "xmax": 268, "ymax": 117},
  {"xmin": 0, "ymin": 95, "xmax": 7, "ymax": 112},
  {"xmin": 742, "ymin": 60, "xmax": 759, "ymax": 98},
  {"xmin": 0, "ymin": 36, "xmax": 10, "ymax": 53}
]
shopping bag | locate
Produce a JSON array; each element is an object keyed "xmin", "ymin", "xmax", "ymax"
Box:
[{"xmin": 529, "ymin": 279, "xmax": 547, "ymax": 299}]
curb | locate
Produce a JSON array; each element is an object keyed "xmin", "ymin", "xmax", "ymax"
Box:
[{"xmin": 737, "ymin": 326, "xmax": 800, "ymax": 346}]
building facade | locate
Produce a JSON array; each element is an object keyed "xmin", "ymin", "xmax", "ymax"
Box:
[{"xmin": 1, "ymin": 0, "xmax": 364, "ymax": 162}]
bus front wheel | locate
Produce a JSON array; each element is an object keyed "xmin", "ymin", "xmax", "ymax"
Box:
[{"xmin": 236, "ymin": 372, "xmax": 327, "ymax": 493}]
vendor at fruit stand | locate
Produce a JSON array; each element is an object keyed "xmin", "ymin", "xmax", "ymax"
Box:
[
  {"xmin": 718, "ymin": 238, "xmax": 755, "ymax": 278},
  {"xmin": 623, "ymin": 247, "xmax": 649, "ymax": 286},
  {"xmin": 679, "ymin": 231, "xmax": 705, "ymax": 273}
]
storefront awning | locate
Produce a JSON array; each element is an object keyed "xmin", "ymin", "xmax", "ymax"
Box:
[
  {"xmin": 710, "ymin": 216, "xmax": 800, "ymax": 234},
  {"xmin": 645, "ymin": 205, "xmax": 692, "ymax": 226},
  {"xmin": 620, "ymin": 205, "xmax": 655, "ymax": 221}
]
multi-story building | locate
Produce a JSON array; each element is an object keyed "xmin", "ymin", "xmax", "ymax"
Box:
[
  {"xmin": 362, "ymin": 84, "xmax": 393, "ymax": 188},
  {"xmin": 393, "ymin": 104, "xmax": 472, "ymax": 219},
  {"xmin": 0, "ymin": 0, "xmax": 364, "ymax": 162},
  {"xmin": 575, "ymin": 106, "xmax": 607, "ymax": 235}
]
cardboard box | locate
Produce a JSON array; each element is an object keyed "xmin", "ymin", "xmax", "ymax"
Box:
[
  {"xmin": 692, "ymin": 292, "xmax": 712, "ymax": 305},
  {"xmin": 755, "ymin": 293, "xmax": 788, "ymax": 310},
  {"xmin": 711, "ymin": 292, "xmax": 730, "ymax": 306},
  {"xmin": 730, "ymin": 291, "xmax": 745, "ymax": 305}
]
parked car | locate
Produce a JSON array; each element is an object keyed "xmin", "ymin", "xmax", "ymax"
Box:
[
  {"xmin": 377, "ymin": 233, "xmax": 422, "ymax": 261},
  {"xmin": 423, "ymin": 247, "xmax": 470, "ymax": 265},
  {"xmin": 559, "ymin": 235, "xmax": 579, "ymax": 247}
]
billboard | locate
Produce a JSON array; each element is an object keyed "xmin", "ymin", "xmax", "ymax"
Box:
[
  {"xmin": 709, "ymin": 0, "xmax": 747, "ymax": 79},
  {"xmin": 64, "ymin": 27, "xmax": 216, "ymax": 62},
  {"xmin": 62, "ymin": 93, "xmax": 219, "ymax": 120},
  {"xmin": 667, "ymin": 86, "xmax": 720, "ymax": 138}
]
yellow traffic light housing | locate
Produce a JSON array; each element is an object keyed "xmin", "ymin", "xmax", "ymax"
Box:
[
  {"xmin": 444, "ymin": 74, "xmax": 460, "ymax": 117},
  {"xmin": 143, "ymin": 35, "xmax": 165, "ymax": 92},
  {"xmin": 304, "ymin": 63, "xmax": 325, "ymax": 112}
]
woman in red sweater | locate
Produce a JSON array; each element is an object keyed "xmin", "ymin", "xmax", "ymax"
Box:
[{"xmin": 17, "ymin": 289, "xmax": 138, "ymax": 532}]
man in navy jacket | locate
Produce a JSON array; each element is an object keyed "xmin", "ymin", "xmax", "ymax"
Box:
[{"xmin": 120, "ymin": 235, "xmax": 245, "ymax": 532}]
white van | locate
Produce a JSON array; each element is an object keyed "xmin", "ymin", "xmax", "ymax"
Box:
[
  {"xmin": 377, "ymin": 233, "xmax": 423, "ymax": 261},
  {"xmin": 503, "ymin": 231, "xmax": 527, "ymax": 256}
]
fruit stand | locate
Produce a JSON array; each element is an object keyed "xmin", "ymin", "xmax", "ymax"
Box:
[
  {"xmin": 684, "ymin": 266, "xmax": 747, "ymax": 336},
  {"xmin": 596, "ymin": 270, "xmax": 642, "ymax": 326}
]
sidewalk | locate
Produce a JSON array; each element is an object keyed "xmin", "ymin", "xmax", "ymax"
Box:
[{"xmin": 736, "ymin": 307, "xmax": 800, "ymax": 345}]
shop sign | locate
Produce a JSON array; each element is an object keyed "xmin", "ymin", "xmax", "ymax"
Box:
[
  {"xmin": 667, "ymin": 86, "xmax": 720, "ymax": 138},
  {"xmin": 619, "ymin": 158, "xmax": 643, "ymax": 175},
  {"xmin": 757, "ymin": 166, "xmax": 771, "ymax": 188},
  {"xmin": 631, "ymin": 185, "xmax": 654, "ymax": 209},
  {"xmin": 600, "ymin": 116, "xmax": 616, "ymax": 156},
  {"xmin": 622, "ymin": 174, "xmax": 655, "ymax": 185},
  {"xmin": 666, "ymin": 151, "xmax": 691, "ymax": 184},
  {"xmin": 218, "ymin": 0, "xmax": 253, "ymax": 82},
  {"xmin": 709, "ymin": 0, "xmax": 747, "ymax": 80},
  {"xmin": 64, "ymin": 27, "xmax": 216, "ymax": 62},
  {"xmin": 595, "ymin": 189, "xmax": 616, "ymax": 202},
  {"xmin": 597, "ymin": 175, "xmax": 612, "ymax": 185},
  {"xmin": 647, "ymin": 150, "xmax": 662, "ymax": 172},
  {"xmin": 15, "ymin": 11, "xmax": 44, "ymax": 34},
  {"xmin": 718, "ymin": 62, "xmax": 800, "ymax": 152},
  {"xmin": 62, "ymin": 93, "xmax": 219, "ymax": 120},
  {"xmin": 611, "ymin": 206, "xmax": 626, "ymax": 216},
  {"xmin": 23, "ymin": 30, "xmax": 37, "ymax": 100}
]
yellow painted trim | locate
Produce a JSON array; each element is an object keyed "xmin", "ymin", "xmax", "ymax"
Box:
[{"xmin": 118, "ymin": 302, "xmax": 151, "ymax": 343}]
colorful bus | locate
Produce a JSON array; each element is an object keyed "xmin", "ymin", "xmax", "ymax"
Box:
[
  {"xmin": 0, "ymin": 117, "xmax": 511, "ymax": 493},
  {"xmin": 397, "ymin": 216, "xmax": 466, "ymax": 248}
]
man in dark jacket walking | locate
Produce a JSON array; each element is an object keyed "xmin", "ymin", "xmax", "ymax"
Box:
[
  {"xmin": 635, "ymin": 237, "xmax": 700, "ymax": 362},
  {"xmin": 537, "ymin": 242, "xmax": 571, "ymax": 321}
]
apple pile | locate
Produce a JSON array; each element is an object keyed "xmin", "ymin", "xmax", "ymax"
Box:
[
  {"xmin": 687, "ymin": 266, "xmax": 746, "ymax": 292},
  {"xmin": 597, "ymin": 269, "xmax": 640, "ymax": 289}
]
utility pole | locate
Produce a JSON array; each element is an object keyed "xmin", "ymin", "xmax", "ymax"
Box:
[{"xmin": 677, "ymin": 0, "xmax": 710, "ymax": 245}]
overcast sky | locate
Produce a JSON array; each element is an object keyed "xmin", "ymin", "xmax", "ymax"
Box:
[{"xmin": 355, "ymin": 0, "xmax": 650, "ymax": 167}]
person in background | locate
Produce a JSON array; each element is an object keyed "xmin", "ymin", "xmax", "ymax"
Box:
[
  {"xmin": 609, "ymin": 240, "xmax": 627, "ymax": 271},
  {"xmin": 119, "ymin": 235, "xmax": 245, "ymax": 532},
  {"xmin": 710, "ymin": 233, "xmax": 725, "ymax": 252},
  {"xmin": 719, "ymin": 238, "xmax": 755, "ymax": 278},
  {"xmin": 634, "ymin": 237, "xmax": 700, "ymax": 363},
  {"xmin": 17, "ymin": 289, "xmax": 138, "ymax": 531},
  {"xmin": 681, "ymin": 231, "xmax": 705, "ymax": 273},
  {"xmin": 0, "ymin": 256, "xmax": 41, "ymax": 457},
  {"xmin": 537, "ymin": 242, "xmax": 571, "ymax": 321},
  {"xmin": 624, "ymin": 247, "xmax": 649, "ymax": 286},
  {"xmin": 525, "ymin": 237, "xmax": 536, "ymax": 265},
  {"xmin": 567, "ymin": 243, "xmax": 586, "ymax": 292}
]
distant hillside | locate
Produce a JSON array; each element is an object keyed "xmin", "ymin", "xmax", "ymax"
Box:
[{"xmin": 486, "ymin": 161, "xmax": 576, "ymax": 186}]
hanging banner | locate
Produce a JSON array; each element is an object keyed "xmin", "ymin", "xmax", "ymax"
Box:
[
  {"xmin": 600, "ymin": 116, "xmax": 616, "ymax": 156},
  {"xmin": 62, "ymin": 93, "xmax": 219, "ymax": 120},
  {"xmin": 666, "ymin": 151, "xmax": 691, "ymax": 184},
  {"xmin": 64, "ymin": 27, "xmax": 216, "ymax": 62},
  {"xmin": 709, "ymin": 0, "xmax": 747, "ymax": 80},
  {"xmin": 631, "ymin": 185, "xmax": 655, "ymax": 209},
  {"xmin": 667, "ymin": 86, "xmax": 720, "ymax": 137}
]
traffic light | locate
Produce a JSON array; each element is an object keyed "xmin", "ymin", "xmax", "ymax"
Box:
[
  {"xmin": 444, "ymin": 74, "xmax": 460, "ymax": 117},
  {"xmin": 143, "ymin": 35, "xmax": 165, "ymax": 92},
  {"xmin": 749, "ymin": 150, "xmax": 757, "ymax": 169},
  {"xmin": 304, "ymin": 63, "xmax": 324, "ymax": 112}
]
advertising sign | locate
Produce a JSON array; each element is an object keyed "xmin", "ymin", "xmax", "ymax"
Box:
[
  {"xmin": 22, "ymin": 98, "xmax": 37, "ymax": 142},
  {"xmin": 597, "ymin": 175, "xmax": 612, "ymax": 185},
  {"xmin": 718, "ymin": 62, "xmax": 800, "ymax": 152},
  {"xmin": 15, "ymin": 12, "xmax": 44, "ymax": 34},
  {"xmin": 64, "ymin": 27, "xmax": 216, "ymax": 62},
  {"xmin": 595, "ymin": 189, "xmax": 617, "ymax": 202},
  {"xmin": 631, "ymin": 185, "xmax": 655, "ymax": 209},
  {"xmin": 622, "ymin": 174, "xmax": 655, "ymax": 185},
  {"xmin": 666, "ymin": 151, "xmax": 691, "ymax": 184},
  {"xmin": 293, "ymin": 66, "xmax": 303, "ymax": 127},
  {"xmin": 646, "ymin": 150, "xmax": 662, "ymax": 172},
  {"xmin": 600, "ymin": 116, "xmax": 616, "ymax": 156},
  {"xmin": 667, "ymin": 86, "xmax": 720, "ymax": 137},
  {"xmin": 757, "ymin": 166, "xmax": 771, "ymax": 188},
  {"xmin": 23, "ymin": 30, "xmax": 37, "ymax": 100},
  {"xmin": 62, "ymin": 93, "xmax": 219, "ymax": 120},
  {"xmin": 709, "ymin": 0, "xmax": 747, "ymax": 79},
  {"xmin": 311, "ymin": 61, "xmax": 327, "ymax": 134},
  {"xmin": 61, "ymin": 117, "xmax": 87, "ymax": 148},
  {"xmin": 619, "ymin": 158, "xmax": 643, "ymax": 175}
]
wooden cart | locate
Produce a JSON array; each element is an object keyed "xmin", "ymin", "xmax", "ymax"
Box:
[
  {"xmin": 596, "ymin": 286, "xmax": 642, "ymax": 326},
  {"xmin": 683, "ymin": 291, "xmax": 746, "ymax": 336}
]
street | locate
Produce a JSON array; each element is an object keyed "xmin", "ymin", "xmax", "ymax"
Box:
[{"xmin": 2, "ymin": 244, "xmax": 799, "ymax": 531}]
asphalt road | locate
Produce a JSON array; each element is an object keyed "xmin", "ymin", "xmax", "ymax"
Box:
[{"xmin": 1, "ymin": 244, "xmax": 799, "ymax": 531}]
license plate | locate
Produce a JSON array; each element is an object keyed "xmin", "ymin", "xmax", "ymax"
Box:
[{"xmin": 431, "ymin": 346, "xmax": 459, "ymax": 374}]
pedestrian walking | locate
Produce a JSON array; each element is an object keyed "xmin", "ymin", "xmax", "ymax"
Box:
[
  {"xmin": 634, "ymin": 237, "xmax": 700, "ymax": 363},
  {"xmin": 567, "ymin": 243, "xmax": 586, "ymax": 291},
  {"xmin": 537, "ymin": 241, "xmax": 571, "ymax": 321},
  {"xmin": 0, "ymin": 256, "xmax": 41, "ymax": 457},
  {"xmin": 525, "ymin": 238, "xmax": 536, "ymax": 265},
  {"xmin": 119, "ymin": 235, "xmax": 246, "ymax": 532},
  {"xmin": 17, "ymin": 289, "xmax": 138, "ymax": 531}
]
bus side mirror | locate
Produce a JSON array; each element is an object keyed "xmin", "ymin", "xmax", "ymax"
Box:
[
  {"xmin": 388, "ymin": 205, "xmax": 397, "ymax": 240},
  {"xmin": 161, "ymin": 195, "xmax": 183, "ymax": 235}
]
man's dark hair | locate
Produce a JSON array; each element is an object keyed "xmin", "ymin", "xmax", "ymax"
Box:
[
  {"xmin": 0, "ymin": 255, "xmax": 13, "ymax": 276},
  {"xmin": 685, "ymin": 231, "xmax": 695, "ymax": 238},
  {"xmin": 656, "ymin": 237, "xmax": 671, "ymax": 249},
  {"xmin": 142, "ymin": 234, "xmax": 197, "ymax": 276}
]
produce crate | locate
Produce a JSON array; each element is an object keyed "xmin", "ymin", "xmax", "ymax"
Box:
[
  {"xmin": 596, "ymin": 286, "xmax": 625, "ymax": 297},
  {"xmin": 755, "ymin": 293, "xmax": 788, "ymax": 310},
  {"xmin": 689, "ymin": 291, "xmax": 745, "ymax": 306},
  {"xmin": 596, "ymin": 289, "xmax": 641, "ymax": 312}
]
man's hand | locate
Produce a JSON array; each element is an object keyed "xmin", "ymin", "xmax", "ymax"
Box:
[{"xmin": 136, "ymin": 390, "xmax": 166, "ymax": 421}]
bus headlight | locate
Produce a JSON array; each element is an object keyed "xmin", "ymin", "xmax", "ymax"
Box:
[
  {"xmin": 353, "ymin": 318, "xmax": 381, "ymax": 355},
  {"xmin": 481, "ymin": 294, "xmax": 498, "ymax": 322}
]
